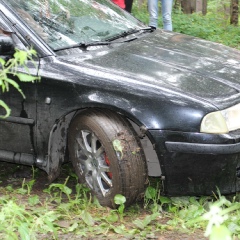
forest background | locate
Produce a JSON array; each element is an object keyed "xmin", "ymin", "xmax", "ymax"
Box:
[{"xmin": 133, "ymin": 0, "xmax": 240, "ymax": 50}]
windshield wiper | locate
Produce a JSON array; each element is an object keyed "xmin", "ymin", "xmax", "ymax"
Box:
[
  {"xmin": 54, "ymin": 41, "xmax": 112, "ymax": 52},
  {"xmin": 104, "ymin": 27, "xmax": 153, "ymax": 42},
  {"xmin": 54, "ymin": 36, "xmax": 139, "ymax": 52},
  {"xmin": 54, "ymin": 27, "xmax": 152, "ymax": 52}
]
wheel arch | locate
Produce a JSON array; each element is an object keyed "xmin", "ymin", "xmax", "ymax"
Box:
[{"xmin": 45, "ymin": 106, "xmax": 161, "ymax": 182}]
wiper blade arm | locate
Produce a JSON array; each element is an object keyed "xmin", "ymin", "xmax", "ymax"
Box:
[
  {"xmin": 54, "ymin": 41, "xmax": 112, "ymax": 51},
  {"xmin": 54, "ymin": 37, "xmax": 139, "ymax": 51},
  {"xmin": 54, "ymin": 27, "xmax": 153, "ymax": 51},
  {"xmin": 84, "ymin": 37, "xmax": 138, "ymax": 46},
  {"xmin": 105, "ymin": 27, "xmax": 153, "ymax": 41}
]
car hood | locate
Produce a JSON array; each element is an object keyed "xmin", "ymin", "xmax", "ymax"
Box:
[{"xmin": 59, "ymin": 30, "xmax": 240, "ymax": 110}]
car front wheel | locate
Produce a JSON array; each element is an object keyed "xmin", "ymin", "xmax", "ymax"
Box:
[{"xmin": 68, "ymin": 109, "xmax": 148, "ymax": 207}]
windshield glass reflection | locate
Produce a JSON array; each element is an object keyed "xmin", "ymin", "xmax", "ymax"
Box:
[{"xmin": 8, "ymin": 0, "xmax": 145, "ymax": 50}]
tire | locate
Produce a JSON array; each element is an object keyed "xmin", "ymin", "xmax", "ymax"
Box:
[{"xmin": 68, "ymin": 109, "xmax": 148, "ymax": 208}]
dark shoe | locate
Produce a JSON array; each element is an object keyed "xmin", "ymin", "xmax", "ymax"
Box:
[{"xmin": 149, "ymin": 26, "xmax": 156, "ymax": 31}]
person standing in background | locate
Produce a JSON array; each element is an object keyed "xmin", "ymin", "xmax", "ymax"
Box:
[
  {"xmin": 124, "ymin": 0, "xmax": 133, "ymax": 12},
  {"xmin": 148, "ymin": 0, "xmax": 173, "ymax": 31},
  {"xmin": 112, "ymin": 0, "xmax": 132, "ymax": 12},
  {"xmin": 112, "ymin": 0, "xmax": 125, "ymax": 9}
]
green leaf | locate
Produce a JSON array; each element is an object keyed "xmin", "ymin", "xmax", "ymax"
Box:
[
  {"xmin": 0, "ymin": 100, "xmax": 11, "ymax": 118},
  {"xmin": 6, "ymin": 185, "xmax": 14, "ymax": 192},
  {"xmin": 17, "ymin": 73, "xmax": 39, "ymax": 82},
  {"xmin": 28, "ymin": 195, "xmax": 40, "ymax": 206},
  {"xmin": 106, "ymin": 212, "xmax": 119, "ymax": 223},
  {"xmin": 18, "ymin": 223, "xmax": 30, "ymax": 240},
  {"xmin": 17, "ymin": 188, "xmax": 28, "ymax": 195},
  {"xmin": 3, "ymin": 77, "xmax": 22, "ymax": 93},
  {"xmin": 43, "ymin": 219, "xmax": 57, "ymax": 236},
  {"xmin": 81, "ymin": 210, "xmax": 94, "ymax": 226},
  {"xmin": 114, "ymin": 194, "xmax": 126, "ymax": 205},
  {"xmin": 0, "ymin": 58, "xmax": 5, "ymax": 66},
  {"xmin": 133, "ymin": 218, "xmax": 145, "ymax": 230},
  {"xmin": 1, "ymin": 81, "xmax": 7, "ymax": 92},
  {"xmin": 209, "ymin": 225, "xmax": 232, "ymax": 240},
  {"xmin": 68, "ymin": 222, "xmax": 78, "ymax": 232},
  {"xmin": 112, "ymin": 139, "xmax": 123, "ymax": 158},
  {"xmin": 49, "ymin": 183, "xmax": 72, "ymax": 196},
  {"xmin": 145, "ymin": 186, "xmax": 157, "ymax": 200},
  {"xmin": 159, "ymin": 196, "xmax": 171, "ymax": 205},
  {"xmin": 112, "ymin": 224, "xmax": 126, "ymax": 234},
  {"xmin": 14, "ymin": 50, "xmax": 28, "ymax": 65},
  {"xmin": 62, "ymin": 185, "xmax": 72, "ymax": 196},
  {"xmin": 133, "ymin": 213, "xmax": 159, "ymax": 230},
  {"xmin": 118, "ymin": 204, "xmax": 125, "ymax": 215}
]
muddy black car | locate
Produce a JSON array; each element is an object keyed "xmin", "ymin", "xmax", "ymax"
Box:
[{"xmin": 1, "ymin": 0, "xmax": 240, "ymax": 207}]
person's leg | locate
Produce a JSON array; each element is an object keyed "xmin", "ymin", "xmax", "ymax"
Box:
[
  {"xmin": 125, "ymin": 0, "xmax": 133, "ymax": 13},
  {"xmin": 148, "ymin": 0, "xmax": 158, "ymax": 28},
  {"xmin": 161, "ymin": 0, "xmax": 173, "ymax": 31}
]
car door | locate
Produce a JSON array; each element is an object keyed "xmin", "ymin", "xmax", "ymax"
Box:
[{"xmin": 0, "ymin": 12, "xmax": 39, "ymax": 163}]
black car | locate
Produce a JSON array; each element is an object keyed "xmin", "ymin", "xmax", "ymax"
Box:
[{"xmin": 1, "ymin": 0, "xmax": 240, "ymax": 207}]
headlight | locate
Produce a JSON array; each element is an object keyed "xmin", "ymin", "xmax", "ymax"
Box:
[{"xmin": 200, "ymin": 103, "xmax": 240, "ymax": 134}]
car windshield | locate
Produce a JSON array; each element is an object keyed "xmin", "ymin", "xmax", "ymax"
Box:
[{"xmin": 7, "ymin": 0, "xmax": 145, "ymax": 50}]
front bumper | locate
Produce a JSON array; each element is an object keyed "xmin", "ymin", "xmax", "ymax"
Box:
[
  {"xmin": 149, "ymin": 130, "xmax": 240, "ymax": 196},
  {"xmin": 165, "ymin": 140, "xmax": 240, "ymax": 155}
]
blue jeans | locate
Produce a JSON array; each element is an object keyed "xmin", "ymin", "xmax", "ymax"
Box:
[{"xmin": 148, "ymin": 0, "xmax": 173, "ymax": 31}]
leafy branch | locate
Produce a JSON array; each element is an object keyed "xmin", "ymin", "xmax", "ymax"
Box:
[{"xmin": 0, "ymin": 48, "xmax": 40, "ymax": 118}]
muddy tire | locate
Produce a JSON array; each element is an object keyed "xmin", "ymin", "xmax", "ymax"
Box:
[{"xmin": 68, "ymin": 109, "xmax": 148, "ymax": 208}]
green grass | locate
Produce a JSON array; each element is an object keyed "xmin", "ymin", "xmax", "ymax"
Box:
[{"xmin": 1, "ymin": 166, "xmax": 240, "ymax": 240}]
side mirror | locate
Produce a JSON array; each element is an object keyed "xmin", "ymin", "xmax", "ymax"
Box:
[{"xmin": 0, "ymin": 34, "xmax": 14, "ymax": 55}]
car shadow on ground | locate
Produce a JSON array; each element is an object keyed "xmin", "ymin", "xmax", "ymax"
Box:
[{"xmin": 0, "ymin": 161, "xmax": 75, "ymax": 193}]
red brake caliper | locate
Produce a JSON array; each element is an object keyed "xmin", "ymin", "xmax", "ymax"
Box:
[{"xmin": 104, "ymin": 153, "xmax": 112, "ymax": 179}]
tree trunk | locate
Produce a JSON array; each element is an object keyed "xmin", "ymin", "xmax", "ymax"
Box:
[
  {"xmin": 181, "ymin": 0, "xmax": 195, "ymax": 14},
  {"xmin": 195, "ymin": 0, "xmax": 202, "ymax": 12},
  {"xmin": 194, "ymin": 0, "xmax": 207, "ymax": 14},
  {"xmin": 230, "ymin": 0, "xmax": 239, "ymax": 25},
  {"xmin": 202, "ymin": 0, "xmax": 207, "ymax": 15},
  {"xmin": 180, "ymin": 0, "xmax": 207, "ymax": 14}
]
